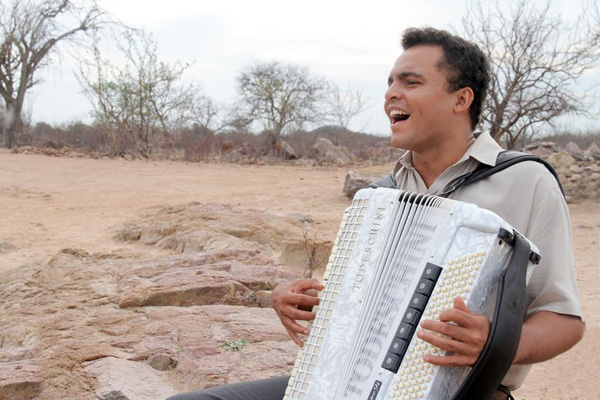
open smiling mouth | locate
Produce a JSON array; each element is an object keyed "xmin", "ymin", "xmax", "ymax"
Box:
[{"xmin": 390, "ymin": 109, "xmax": 410, "ymax": 124}]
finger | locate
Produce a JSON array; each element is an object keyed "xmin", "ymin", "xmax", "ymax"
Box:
[
  {"xmin": 422, "ymin": 352, "xmax": 475, "ymax": 367},
  {"xmin": 289, "ymin": 279, "xmax": 325, "ymax": 293},
  {"xmin": 423, "ymin": 314, "xmax": 489, "ymax": 347},
  {"xmin": 417, "ymin": 330, "xmax": 480, "ymax": 366},
  {"xmin": 284, "ymin": 325, "xmax": 305, "ymax": 347},
  {"xmin": 281, "ymin": 313, "xmax": 311, "ymax": 334},
  {"xmin": 438, "ymin": 308, "xmax": 476, "ymax": 329},
  {"xmin": 280, "ymin": 307, "xmax": 316, "ymax": 322},
  {"xmin": 279, "ymin": 292, "xmax": 322, "ymax": 308},
  {"xmin": 282, "ymin": 318, "xmax": 311, "ymax": 346},
  {"xmin": 420, "ymin": 319, "xmax": 468, "ymax": 343},
  {"xmin": 437, "ymin": 297, "xmax": 469, "ymax": 323},
  {"xmin": 452, "ymin": 296, "xmax": 469, "ymax": 312},
  {"xmin": 437, "ymin": 299, "xmax": 488, "ymax": 331},
  {"xmin": 417, "ymin": 328, "xmax": 471, "ymax": 355}
]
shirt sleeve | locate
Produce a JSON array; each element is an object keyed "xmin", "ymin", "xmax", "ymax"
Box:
[{"xmin": 522, "ymin": 176, "xmax": 582, "ymax": 318}]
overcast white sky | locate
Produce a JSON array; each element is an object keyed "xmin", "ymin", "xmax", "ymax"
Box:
[{"xmin": 28, "ymin": 0, "xmax": 597, "ymax": 135}]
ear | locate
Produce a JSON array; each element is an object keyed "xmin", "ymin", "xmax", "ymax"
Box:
[{"xmin": 454, "ymin": 87, "xmax": 474, "ymax": 114}]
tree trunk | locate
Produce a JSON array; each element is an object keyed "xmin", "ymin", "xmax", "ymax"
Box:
[{"xmin": 2, "ymin": 102, "xmax": 24, "ymax": 148}]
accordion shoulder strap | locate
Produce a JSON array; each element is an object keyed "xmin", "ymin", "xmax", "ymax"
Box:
[
  {"xmin": 440, "ymin": 150, "xmax": 565, "ymax": 198},
  {"xmin": 452, "ymin": 230, "xmax": 532, "ymax": 400}
]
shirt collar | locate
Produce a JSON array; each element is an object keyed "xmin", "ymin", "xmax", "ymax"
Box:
[
  {"xmin": 461, "ymin": 131, "xmax": 502, "ymax": 167},
  {"xmin": 394, "ymin": 131, "xmax": 503, "ymax": 173}
]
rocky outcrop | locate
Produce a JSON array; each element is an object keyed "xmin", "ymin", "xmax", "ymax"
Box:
[
  {"xmin": 0, "ymin": 203, "xmax": 331, "ymax": 399},
  {"xmin": 343, "ymin": 147, "xmax": 600, "ymax": 203},
  {"xmin": 279, "ymin": 140, "xmax": 298, "ymax": 160},
  {"xmin": 546, "ymin": 152, "xmax": 600, "ymax": 201},
  {"xmin": 586, "ymin": 143, "xmax": 600, "ymax": 160},
  {"xmin": 565, "ymin": 142, "xmax": 589, "ymax": 161},
  {"xmin": 522, "ymin": 141, "xmax": 561, "ymax": 158},
  {"xmin": 114, "ymin": 202, "xmax": 331, "ymax": 270},
  {"xmin": 342, "ymin": 171, "xmax": 381, "ymax": 199},
  {"xmin": 116, "ymin": 249, "xmax": 297, "ymax": 308},
  {"xmin": 312, "ymin": 138, "xmax": 351, "ymax": 165}
]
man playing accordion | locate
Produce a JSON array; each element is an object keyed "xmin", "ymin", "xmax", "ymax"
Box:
[{"xmin": 169, "ymin": 27, "xmax": 584, "ymax": 400}]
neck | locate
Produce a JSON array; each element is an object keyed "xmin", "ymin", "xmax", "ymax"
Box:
[{"xmin": 412, "ymin": 132, "xmax": 475, "ymax": 188}]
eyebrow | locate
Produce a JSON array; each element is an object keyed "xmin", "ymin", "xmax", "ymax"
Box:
[
  {"xmin": 400, "ymin": 71, "xmax": 424, "ymax": 79},
  {"xmin": 388, "ymin": 71, "xmax": 425, "ymax": 85}
]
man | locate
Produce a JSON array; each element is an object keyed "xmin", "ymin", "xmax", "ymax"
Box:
[{"xmin": 168, "ymin": 27, "xmax": 584, "ymax": 400}]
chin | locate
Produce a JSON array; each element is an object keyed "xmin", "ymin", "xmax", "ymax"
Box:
[{"xmin": 390, "ymin": 130, "xmax": 409, "ymax": 150}]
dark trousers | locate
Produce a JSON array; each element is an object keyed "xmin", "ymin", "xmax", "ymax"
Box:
[
  {"xmin": 166, "ymin": 376, "xmax": 513, "ymax": 400},
  {"xmin": 166, "ymin": 376, "xmax": 290, "ymax": 400}
]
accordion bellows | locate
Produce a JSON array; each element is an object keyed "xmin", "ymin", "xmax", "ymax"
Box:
[{"xmin": 284, "ymin": 188, "xmax": 538, "ymax": 400}]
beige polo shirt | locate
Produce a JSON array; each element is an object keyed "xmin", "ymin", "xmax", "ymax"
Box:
[{"xmin": 393, "ymin": 131, "xmax": 582, "ymax": 389}]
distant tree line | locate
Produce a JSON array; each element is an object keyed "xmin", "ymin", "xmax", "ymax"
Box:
[
  {"xmin": 22, "ymin": 120, "xmax": 403, "ymax": 164},
  {"xmin": 1, "ymin": 0, "xmax": 598, "ymax": 156},
  {"xmin": 75, "ymin": 30, "xmax": 370, "ymax": 158}
]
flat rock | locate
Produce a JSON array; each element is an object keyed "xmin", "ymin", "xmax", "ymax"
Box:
[
  {"xmin": 0, "ymin": 202, "xmax": 312, "ymax": 399},
  {"xmin": 0, "ymin": 360, "xmax": 43, "ymax": 400},
  {"xmin": 83, "ymin": 357, "xmax": 179, "ymax": 400}
]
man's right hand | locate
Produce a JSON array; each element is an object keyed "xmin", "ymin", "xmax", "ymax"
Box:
[{"xmin": 271, "ymin": 279, "xmax": 324, "ymax": 347}]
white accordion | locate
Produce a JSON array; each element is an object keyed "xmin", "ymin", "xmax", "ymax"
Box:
[{"xmin": 284, "ymin": 188, "xmax": 539, "ymax": 400}]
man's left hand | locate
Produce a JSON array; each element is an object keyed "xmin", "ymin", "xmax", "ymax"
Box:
[{"xmin": 417, "ymin": 296, "xmax": 490, "ymax": 367}]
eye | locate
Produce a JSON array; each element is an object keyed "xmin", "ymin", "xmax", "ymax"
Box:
[{"xmin": 406, "ymin": 80, "xmax": 420, "ymax": 86}]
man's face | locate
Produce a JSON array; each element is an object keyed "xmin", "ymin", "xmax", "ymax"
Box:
[{"xmin": 384, "ymin": 45, "xmax": 458, "ymax": 152}]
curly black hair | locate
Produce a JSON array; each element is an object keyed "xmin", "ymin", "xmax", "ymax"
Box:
[{"xmin": 401, "ymin": 27, "xmax": 490, "ymax": 130}]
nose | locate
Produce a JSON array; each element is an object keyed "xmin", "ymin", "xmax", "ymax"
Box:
[{"xmin": 385, "ymin": 80, "xmax": 401, "ymax": 104}]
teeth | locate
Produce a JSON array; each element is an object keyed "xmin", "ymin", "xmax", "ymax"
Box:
[{"xmin": 390, "ymin": 110, "xmax": 409, "ymax": 117}]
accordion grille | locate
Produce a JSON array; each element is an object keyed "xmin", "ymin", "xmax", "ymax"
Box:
[{"xmin": 285, "ymin": 197, "xmax": 371, "ymax": 399}]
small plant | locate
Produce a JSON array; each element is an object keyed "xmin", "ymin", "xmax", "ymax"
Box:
[
  {"xmin": 302, "ymin": 228, "xmax": 329, "ymax": 279},
  {"xmin": 223, "ymin": 339, "xmax": 249, "ymax": 352}
]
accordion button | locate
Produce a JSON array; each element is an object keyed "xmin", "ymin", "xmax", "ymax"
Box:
[
  {"xmin": 396, "ymin": 322, "xmax": 413, "ymax": 340},
  {"xmin": 410, "ymin": 293, "xmax": 429, "ymax": 311},
  {"xmin": 415, "ymin": 278, "xmax": 435, "ymax": 295},
  {"xmin": 402, "ymin": 309, "xmax": 422, "ymax": 326},
  {"xmin": 389, "ymin": 337, "xmax": 409, "ymax": 356},
  {"xmin": 422, "ymin": 263, "xmax": 442, "ymax": 281},
  {"xmin": 382, "ymin": 352, "xmax": 402, "ymax": 372}
]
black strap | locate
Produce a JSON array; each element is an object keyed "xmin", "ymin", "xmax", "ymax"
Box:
[
  {"xmin": 452, "ymin": 230, "xmax": 532, "ymax": 400},
  {"xmin": 440, "ymin": 150, "xmax": 565, "ymax": 198}
]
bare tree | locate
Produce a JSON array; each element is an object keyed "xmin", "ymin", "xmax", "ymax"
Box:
[
  {"xmin": 78, "ymin": 30, "xmax": 205, "ymax": 158},
  {"xmin": 462, "ymin": 0, "xmax": 600, "ymax": 148},
  {"xmin": 323, "ymin": 82, "xmax": 370, "ymax": 144},
  {"xmin": 77, "ymin": 44, "xmax": 128, "ymax": 154},
  {"xmin": 188, "ymin": 95, "xmax": 222, "ymax": 135},
  {"xmin": 237, "ymin": 61, "xmax": 326, "ymax": 150},
  {"xmin": 0, "ymin": 0, "xmax": 108, "ymax": 148}
]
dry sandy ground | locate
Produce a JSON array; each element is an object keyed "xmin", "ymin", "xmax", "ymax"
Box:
[{"xmin": 0, "ymin": 149, "xmax": 598, "ymax": 399}]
